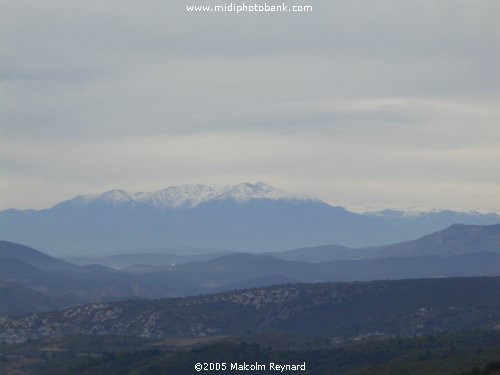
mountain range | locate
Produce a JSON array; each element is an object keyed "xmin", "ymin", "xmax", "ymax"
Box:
[
  {"xmin": 66, "ymin": 223, "xmax": 500, "ymax": 267},
  {"xmin": 1, "ymin": 182, "xmax": 499, "ymax": 255},
  {"xmin": 268, "ymin": 223, "xmax": 500, "ymax": 262},
  {"xmin": 1, "ymin": 223, "xmax": 500, "ymax": 316}
]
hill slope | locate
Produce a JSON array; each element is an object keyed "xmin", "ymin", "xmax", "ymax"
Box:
[
  {"xmin": 0, "ymin": 241, "xmax": 206, "ymax": 312},
  {"xmin": 0, "ymin": 241, "xmax": 77, "ymax": 270},
  {"xmin": 0, "ymin": 281, "xmax": 69, "ymax": 316},
  {"xmin": 364, "ymin": 223, "xmax": 500, "ymax": 258},
  {"xmin": 271, "ymin": 223, "xmax": 500, "ymax": 262},
  {"xmin": 2, "ymin": 277, "xmax": 500, "ymax": 344}
]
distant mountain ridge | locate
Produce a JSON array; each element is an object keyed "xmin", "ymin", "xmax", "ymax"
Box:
[
  {"xmin": 270, "ymin": 223, "xmax": 500, "ymax": 262},
  {"xmin": 65, "ymin": 224, "xmax": 500, "ymax": 267},
  {"xmin": 54, "ymin": 182, "xmax": 316, "ymax": 210},
  {"xmin": 1, "ymin": 223, "xmax": 500, "ymax": 316},
  {"xmin": 1, "ymin": 182, "xmax": 499, "ymax": 255},
  {"xmin": 364, "ymin": 223, "xmax": 500, "ymax": 258},
  {"xmin": 136, "ymin": 250, "xmax": 500, "ymax": 287}
]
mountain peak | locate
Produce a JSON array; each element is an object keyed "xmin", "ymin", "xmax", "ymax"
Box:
[
  {"xmin": 224, "ymin": 181, "xmax": 309, "ymax": 202},
  {"xmin": 55, "ymin": 182, "xmax": 319, "ymax": 210}
]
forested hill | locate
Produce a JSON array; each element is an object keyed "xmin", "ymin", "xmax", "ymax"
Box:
[{"xmin": 2, "ymin": 277, "xmax": 500, "ymax": 344}]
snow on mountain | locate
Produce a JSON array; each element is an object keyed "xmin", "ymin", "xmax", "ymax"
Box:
[
  {"xmin": 57, "ymin": 182, "xmax": 319, "ymax": 210},
  {"xmin": 363, "ymin": 207, "xmax": 498, "ymax": 219},
  {"xmin": 137, "ymin": 184, "xmax": 220, "ymax": 208},
  {"xmin": 223, "ymin": 182, "xmax": 316, "ymax": 203}
]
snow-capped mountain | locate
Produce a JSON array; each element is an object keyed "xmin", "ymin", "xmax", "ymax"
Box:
[
  {"xmin": 56, "ymin": 182, "xmax": 318, "ymax": 210},
  {"xmin": 362, "ymin": 206, "xmax": 499, "ymax": 219},
  {"xmin": 1, "ymin": 182, "xmax": 499, "ymax": 255}
]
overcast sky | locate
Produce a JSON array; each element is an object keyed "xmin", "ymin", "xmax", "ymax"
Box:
[{"xmin": 1, "ymin": 0, "xmax": 499, "ymax": 211}]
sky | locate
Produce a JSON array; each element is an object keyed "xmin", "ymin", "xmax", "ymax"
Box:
[{"xmin": 1, "ymin": 0, "xmax": 499, "ymax": 212}]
